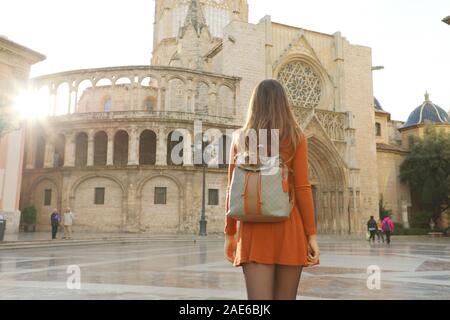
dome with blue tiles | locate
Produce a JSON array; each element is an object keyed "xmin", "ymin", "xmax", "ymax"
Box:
[
  {"xmin": 374, "ymin": 97, "xmax": 384, "ymax": 111},
  {"xmin": 402, "ymin": 92, "xmax": 450, "ymax": 129}
]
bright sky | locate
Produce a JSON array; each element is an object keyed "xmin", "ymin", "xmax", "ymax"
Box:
[{"xmin": 1, "ymin": 0, "xmax": 449, "ymax": 121}]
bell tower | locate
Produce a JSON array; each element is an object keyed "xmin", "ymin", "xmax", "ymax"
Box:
[{"xmin": 151, "ymin": 0, "xmax": 249, "ymax": 66}]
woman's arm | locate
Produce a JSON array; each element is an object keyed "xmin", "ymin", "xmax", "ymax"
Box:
[
  {"xmin": 293, "ymin": 135, "xmax": 317, "ymax": 236},
  {"xmin": 224, "ymin": 143, "xmax": 237, "ymax": 236}
]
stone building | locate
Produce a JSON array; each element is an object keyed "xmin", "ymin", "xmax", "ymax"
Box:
[
  {"xmin": 0, "ymin": 37, "xmax": 45, "ymax": 234},
  {"xmin": 375, "ymin": 93, "xmax": 450, "ymax": 229},
  {"xmin": 19, "ymin": 0, "xmax": 448, "ymax": 235}
]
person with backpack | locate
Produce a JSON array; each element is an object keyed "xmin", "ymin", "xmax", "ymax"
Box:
[
  {"xmin": 50, "ymin": 209, "xmax": 61, "ymax": 240},
  {"xmin": 381, "ymin": 215, "xmax": 395, "ymax": 244},
  {"xmin": 367, "ymin": 216, "xmax": 378, "ymax": 244},
  {"xmin": 224, "ymin": 79, "xmax": 319, "ymax": 300}
]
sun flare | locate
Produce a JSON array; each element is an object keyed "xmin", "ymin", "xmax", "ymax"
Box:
[{"xmin": 13, "ymin": 90, "xmax": 49, "ymax": 120}]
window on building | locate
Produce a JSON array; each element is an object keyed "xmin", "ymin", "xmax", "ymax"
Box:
[
  {"xmin": 104, "ymin": 98, "xmax": 112, "ymax": 112},
  {"xmin": 375, "ymin": 123, "xmax": 382, "ymax": 137},
  {"xmin": 208, "ymin": 189, "xmax": 219, "ymax": 206},
  {"xmin": 143, "ymin": 97, "xmax": 155, "ymax": 111},
  {"xmin": 154, "ymin": 187, "xmax": 167, "ymax": 205},
  {"xmin": 44, "ymin": 189, "xmax": 52, "ymax": 206},
  {"xmin": 94, "ymin": 188, "xmax": 105, "ymax": 205}
]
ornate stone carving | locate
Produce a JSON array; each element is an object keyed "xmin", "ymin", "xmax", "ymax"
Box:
[
  {"xmin": 278, "ymin": 61, "xmax": 322, "ymax": 109},
  {"xmin": 315, "ymin": 110, "xmax": 346, "ymax": 141}
]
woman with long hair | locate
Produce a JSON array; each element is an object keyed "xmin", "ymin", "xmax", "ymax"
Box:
[{"xmin": 224, "ymin": 79, "xmax": 319, "ymax": 300}]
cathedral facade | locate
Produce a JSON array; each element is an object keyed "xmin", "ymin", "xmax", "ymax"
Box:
[{"xmin": 20, "ymin": 0, "xmax": 425, "ymax": 235}]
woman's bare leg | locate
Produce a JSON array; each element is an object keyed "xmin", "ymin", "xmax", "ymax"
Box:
[
  {"xmin": 242, "ymin": 263, "xmax": 276, "ymax": 300},
  {"xmin": 273, "ymin": 265, "xmax": 303, "ymax": 300}
]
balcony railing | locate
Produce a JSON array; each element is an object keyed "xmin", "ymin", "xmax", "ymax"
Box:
[{"xmin": 48, "ymin": 111, "xmax": 238, "ymax": 126}]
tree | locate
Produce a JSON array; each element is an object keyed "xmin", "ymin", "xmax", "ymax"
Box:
[
  {"xmin": 378, "ymin": 194, "xmax": 392, "ymax": 220},
  {"xmin": 399, "ymin": 125, "xmax": 450, "ymax": 224}
]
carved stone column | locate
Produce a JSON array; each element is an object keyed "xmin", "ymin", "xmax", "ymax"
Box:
[
  {"xmin": 87, "ymin": 130, "xmax": 95, "ymax": 167},
  {"xmin": 156, "ymin": 126, "xmax": 167, "ymax": 166},
  {"xmin": 43, "ymin": 137, "xmax": 55, "ymax": 168},
  {"xmin": 64, "ymin": 132, "xmax": 76, "ymax": 167},
  {"xmin": 128, "ymin": 127, "xmax": 139, "ymax": 166},
  {"xmin": 106, "ymin": 129, "xmax": 114, "ymax": 166}
]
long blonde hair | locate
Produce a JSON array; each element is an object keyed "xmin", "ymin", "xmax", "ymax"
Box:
[{"xmin": 236, "ymin": 79, "xmax": 303, "ymax": 160}]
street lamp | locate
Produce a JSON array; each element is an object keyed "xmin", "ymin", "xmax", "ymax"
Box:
[
  {"xmin": 443, "ymin": 16, "xmax": 450, "ymax": 25},
  {"xmin": 193, "ymin": 135, "xmax": 210, "ymax": 236}
]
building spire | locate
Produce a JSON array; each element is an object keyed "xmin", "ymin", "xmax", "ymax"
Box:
[
  {"xmin": 180, "ymin": 0, "xmax": 208, "ymax": 37},
  {"xmin": 425, "ymin": 91, "xmax": 430, "ymax": 102}
]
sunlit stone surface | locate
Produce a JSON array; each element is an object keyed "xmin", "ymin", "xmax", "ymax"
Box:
[{"xmin": 0, "ymin": 236, "xmax": 449, "ymax": 300}]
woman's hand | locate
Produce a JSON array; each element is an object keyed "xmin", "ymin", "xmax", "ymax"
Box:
[
  {"xmin": 306, "ymin": 235, "xmax": 320, "ymax": 266},
  {"xmin": 224, "ymin": 234, "xmax": 237, "ymax": 263}
]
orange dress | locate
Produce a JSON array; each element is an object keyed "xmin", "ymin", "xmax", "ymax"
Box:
[{"xmin": 224, "ymin": 134, "xmax": 317, "ymax": 267}]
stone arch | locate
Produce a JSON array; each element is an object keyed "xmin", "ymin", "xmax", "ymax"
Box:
[
  {"xmin": 55, "ymin": 82, "xmax": 70, "ymax": 115},
  {"xmin": 70, "ymin": 174, "xmax": 126, "ymax": 232},
  {"xmin": 306, "ymin": 134, "xmax": 348, "ymax": 234},
  {"xmin": 75, "ymin": 132, "xmax": 88, "ymax": 167},
  {"xmin": 75, "ymin": 79, "xmax": 94, "ymax": 113},
  {"xmin": 274, "ymin": 54, "xmax": 333, "ymax": 111},
  {"xmin": 139, "ymin": 130, "xmax": 157, "ymax": 165},
  {"xmin": 113, "ymin": 76, "xmax": 133, "ymax": 86},
  {"xmin": 137, "ymin": 173, "xmax": 185, "ymax": 233},
  {"xmin": 94, "ymin": 131, "xmax": 108, "ymax": 166},
  {"xmin": 94, "ymin": 78, "xmax": 113, "ymax": 87},
  {"xmin": 114, "ymin": 130, "xmax": 129, "ymax": 167},
  {"xmin": 140, "ymin": 75, "xmax": 160, "ymax": 87}
]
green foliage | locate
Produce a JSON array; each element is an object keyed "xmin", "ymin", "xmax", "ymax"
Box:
[
  {"xmin": 393, "ymin": 222, "xmax": 432, "ymax": 235},
  {"xmin": 21, "ymin": 206, "xmax": 37, "ymax": 225},
  {"xmin": 409, "ymin": 211, "xmax": 433, "ymax": 229},
  {"xmin": 399, "ymin": 126, "xmax": 450, "ymax": 223},
  {"xmin": 378, "ymin": 195, "xmax": 392, "ymax": 220}
]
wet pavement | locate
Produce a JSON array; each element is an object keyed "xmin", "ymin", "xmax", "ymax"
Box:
[{"xmin": 0, "ymin": 236, "xmax": 449, "ymax": 300}]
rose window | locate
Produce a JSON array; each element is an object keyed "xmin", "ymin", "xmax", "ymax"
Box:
[{"xmin": 278, "ymin": 61, "xmax": 322, "ymax": 109}]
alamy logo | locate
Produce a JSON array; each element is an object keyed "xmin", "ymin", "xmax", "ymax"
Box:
[
  {"xmin": 66, "ymin": 265, "xmax": 81, "ymax": 290},
  {"xmin": 366, "ymin": 265, "xmax": 381, "ymax": 290},
  {"xmin": 169, "ymin": 121, "xmax": 281, "ymax": 170}
]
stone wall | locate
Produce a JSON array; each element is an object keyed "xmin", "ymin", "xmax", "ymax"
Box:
[{"xmin": 21, "ymin": 166, "xmax": 229, "ymax": 234}]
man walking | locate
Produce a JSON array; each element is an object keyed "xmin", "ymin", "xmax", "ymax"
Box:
[
  {"xmin": 63, "ymin": 208, "xmax": 75, "ymax": 240},
  {"xmin": 367, "ymin": 216, "xmax": 378, "ymax": 244},
  {"xmin": 50, "ymin": 209, "xmax": 61, "ymax": 240},
  {"xmin": 381, "ymin": 215, "xmax": 395, "ymax": 245}
]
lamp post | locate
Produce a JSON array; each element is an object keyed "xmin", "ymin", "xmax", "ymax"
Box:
[
  {"xmin": 193, "ymin": 135, "xmax": 209, "ymax": 236},
  {"xmin": 199, "ymin": 155, "xmax": 207, "ymax": 236}
]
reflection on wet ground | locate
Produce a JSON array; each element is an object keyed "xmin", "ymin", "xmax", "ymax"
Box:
[{"xmin": 0, "ymin": 236, "xmax": 449, "ymax": 300}]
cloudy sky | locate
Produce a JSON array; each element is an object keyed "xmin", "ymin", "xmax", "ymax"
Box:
[{"xmin": 1, "ymin": 0, "xmax": 449, "ymax": 121}]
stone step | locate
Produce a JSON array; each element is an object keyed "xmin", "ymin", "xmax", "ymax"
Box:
[{"xmin": 0, "ymin": 236, "xmax": 224, "ymax": 250}]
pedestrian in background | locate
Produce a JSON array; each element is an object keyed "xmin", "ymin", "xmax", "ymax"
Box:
[
  {"xmin": 377, "ymin": 219, "xmax": 385, "ymax": 243},
  {"xmin": 63, "ymin": 207, "xmax": 75, "ymax": 240},
  {"xmin": 367, "ymin": 216, "xmax": 378, "ymax": 244},
  {"xmin": 381, "ymin": 215, "xmax": 395, "ymax": 245},
  {"xmin": 50, "ymin": 209, "xmax": 61, "ymax": 240}
]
